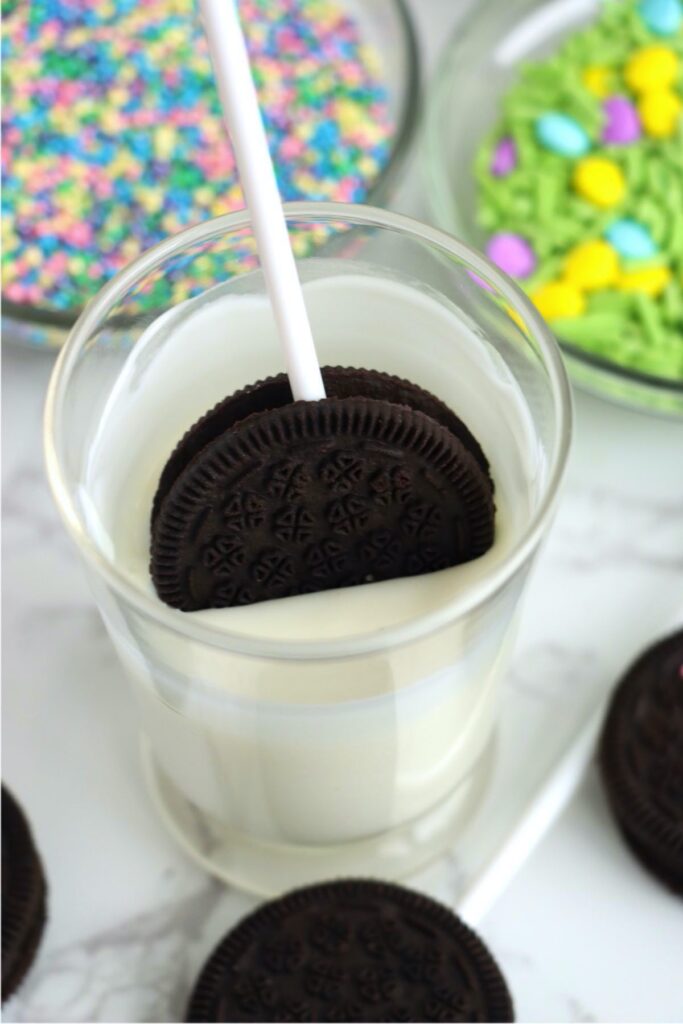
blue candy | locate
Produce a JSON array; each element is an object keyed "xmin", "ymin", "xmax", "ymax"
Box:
[
  {"xmin": 535, "ymin": 113, "xmax": 591, "ymax": 156},
  {"xmin": 638, "ymin": 0, "xmax": 683, "ymax": 35},
  {"xmin": 605, "ymin": 219, "xmax": 658, "ymax": 259}
]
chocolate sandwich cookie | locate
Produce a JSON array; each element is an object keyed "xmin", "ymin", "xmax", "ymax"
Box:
[
  {"xmin": 186, "ymin": 879, "xmax": 514, "ymax": 1022},
  {"xmin": 2, "ymin": 787, "xmax": 47, "ymax": 1002},
  {"xmin": 599, "ymin": 629, "xmax": 683, "ymax": 894},
  {"xmin": 151, "ymin": 367, "xmax": 495, "ymax": 611}
]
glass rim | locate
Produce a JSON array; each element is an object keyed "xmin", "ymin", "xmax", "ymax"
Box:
[{"xmin": 44, "ymin": 201, "xmax": 572, "ymax": 661}]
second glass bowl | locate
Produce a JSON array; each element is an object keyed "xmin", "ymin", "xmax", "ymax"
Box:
[{"xmin": 424, "ymin": 0, "xmax": 683, "ymax": 418}]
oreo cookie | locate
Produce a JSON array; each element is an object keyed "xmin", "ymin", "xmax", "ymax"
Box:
[
  {"xmin": 151, "ymin": 367, "xmax": 495, "ymax": 611},
  {"xmin": 599, "ymin": 629, "xmax": 683, "ymax": 894},
  {"xmin": 186, "ymin": 879, "xmax": 514, "ymax": 1022},
  {"xmin": 2, "ymin": 787, "xmax": 47, "ymax": 1002}
]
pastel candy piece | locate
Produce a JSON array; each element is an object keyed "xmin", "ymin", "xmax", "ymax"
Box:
[
  {"xmin": 532, "ymin": 280, "xmax": 586, "ymax": 320},
  {"xmin": 564, "ymin": 240, "xmax": 620, "ymax": 291},
  {"xmin": 638, "ymin": 0, "xmax": 683, "ymax": 36},
  {"xmin": 619, "ymin": 266, "xmax": 672, "ymax": 297},
  {"xmin": 606, "ymin": 219, "xmax": 658, "ymax": 259},
  {"xmin": 625, "ymin": 45, "xmax": 678, "ymax": 93},
  {"xmin": 573, "ymin": 156, "xmax": 626, "ymax": 208},
  {"xmin": 486, "ymin": 233, "xmax": 536, "ymax": 278},
  {"xmin": 491, "ymin": 136, "xmax": 517, "ymax": 176},
  {"xmin": 535, "ymin": 112, "xmax": 590, "ymax": 156},
  {"xmin": 582, "ymin": 66, "xmax": 611, "ymax": 98},
  {"xmin": 602, "ymin": 96, "xmax": 641, "ymax": 144},
  {"xmin": 638, "ymin": 88, "xmax": 682, "ymax": 137}
]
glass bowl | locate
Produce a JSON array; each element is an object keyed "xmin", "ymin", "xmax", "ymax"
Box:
[
  {"xmin": 2, "ymin": 0, "xmax": 419, "ymax": 351},
  {"xmin": 423, "ymin": 0, "xmax": 683, "ymax": 418}
]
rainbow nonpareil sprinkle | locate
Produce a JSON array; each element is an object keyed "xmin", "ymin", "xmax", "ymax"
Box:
[{"xmin": 1, "ymin": 0, "xmax": 393, "ymax": 315}]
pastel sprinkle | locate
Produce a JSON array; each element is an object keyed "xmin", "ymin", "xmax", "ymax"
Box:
[
  {"xmin": 486, "ymin": 233, "xmax": 537, "ymax": 279},
  {"xmin": 573, "ymin": 157, "xmax": 627, "ymax": 208},
  {"xmin": 582, "ymin": 66, "xmax": 611, "ymax": 98},
  {"xmin": 602, "ymin": 96, "xmax": 641, "ymax": 145},
  {"xmin": 619, "ymin": 265, "xmax": 673, "ymax": 296},
  {"xmin": 564, "ymin": 240, "xmax": 620, "ymax": 292},
  {"xmin": 638, "ymin": 0, "xmax": 683, "ymax": 36},
  {"xmin": 638, "ymin": 88, "xmax": 683, "ymax": 137},
  {"xmin": 532, "ymin": 281, "xmax": 586, "ymax": 321},
  {"xmin": 491, "ymin": 137, "xmax": 517, "ymax": 177},
  {"xmin": 535, "ymin": 112, "xmax": 591, "ymax": 156},
  {"xmin": 606, "ymin": 219, "xmax": 658, "ymax": 259},
  {"xmin": 1, "ymin": 0, "xmax": 394, "ymax": 315},
  {"xmin": 625, "ymin": 45, "xmax": 679, "ymax": 94}
]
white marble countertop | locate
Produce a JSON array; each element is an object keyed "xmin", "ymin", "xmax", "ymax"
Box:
[{"xmin": 3, "ymin": 1, "xmax": 683, "ymax": 1021}]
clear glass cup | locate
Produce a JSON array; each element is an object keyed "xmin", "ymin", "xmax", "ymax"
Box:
[{"xmin": 44, "ymin": 203, "xmax": 571, "ymax": 895}]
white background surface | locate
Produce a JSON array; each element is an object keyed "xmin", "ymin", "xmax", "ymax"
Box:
[{"xmin": 3, "ymin": 0, "xmax": 683, "ymax": 1020}]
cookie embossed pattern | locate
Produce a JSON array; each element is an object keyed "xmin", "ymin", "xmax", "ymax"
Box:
[
  {"xmin": 150, "ymin": 367, "xmax": 495, "ymax": 611},
  {"xmin": 186, "ymin": 881, "xmax": 514, "ymax": 1023}
]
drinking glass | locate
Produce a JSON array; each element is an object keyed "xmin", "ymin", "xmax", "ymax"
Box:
[{"xmin": 45, "ymin": 203, "xmax": 572, "ymax": 894}]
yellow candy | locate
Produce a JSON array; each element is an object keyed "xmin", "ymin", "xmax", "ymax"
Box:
[
  {"xmin": 531, "ymin": 281, "xmax": 586, "ymax": 321},
  {"xmin": 335, "ymin": 99, "xmax": 363, "ymax": 132},
  {"xmin": 564, "ymin": 240, "xmax": 620, "ymax": 291},
  {"xmin": 582, "ymin": 66, "xmax": 611, "ymax": 98},
  {"xmin": 100, "ymin": 110, "xmax": 124, "ymax": 134},
  {"xmin": 24, "ymin": 247, "xmax": 43, "ymax": 269},
  {"xmin": 292, "ymin": 234, "xmax": 309, "ymax": 257},
  {"xmin": 619, "ymin": 266, "xmax": 672, "ymax": 297},
  {"xmin": 138, "ymin": 189, "xmax": 163, "ymax": 215},
  {"xmin": 638, "ymin": 89, "xmax": 682, "ymax": 138},
  {"xmin": 194, "ymin": 186, "xmax": 214, "ymax": 206},
  {"xmin": 164, "ymin": 26, "xmax": 186, "ymax": 47},
  {"xmin": 108, "ymin": 87, "xmax": 130, "ymax": 108},
  {"xmin": 153, "ymin": 125, "xmax": 176, "ymax": 161},
  {"xmin": 573, "ymin": 157, "xmax": 626, "ymax": 209},
  {"xmin": 357, "ymin": 155, "xmax": 379, "ymax": 177},
  {"xmin": 66, "ymin": 27, "xmax": 88, "ymax": 46},
  {"xmin": 121, "ymin": 238, "xmax": 141, "ymax": 259},
  {"xmin": 625, "ymin": 45, "xmax": 678, "ymax": 94}
]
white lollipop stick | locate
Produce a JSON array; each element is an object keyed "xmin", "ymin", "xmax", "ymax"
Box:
[{"xmin": 199, "ymin": 0, "xmax": 325, "ymax": 402}]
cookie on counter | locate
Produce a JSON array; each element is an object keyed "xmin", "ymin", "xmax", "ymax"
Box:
[
  {"xmin": 2, "ymin": 786, "xmax": 48, "ymax": 1002},
  {"xmin": 599, "ymin": 629, "xmax": 683, "ymax": 894},
  {"xmin": 186, "ymin": 879, "xmax": 514, "ymax": 1022}
]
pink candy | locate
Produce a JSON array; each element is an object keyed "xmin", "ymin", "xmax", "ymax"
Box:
[
  {"xmin": 65, "ymin": 224, "xmax": 92, "ymax": 247},
  {"xmin": 486, "ymin": 233, "xmax": 536, "ymax": 279},
  {"xmin": 490, "ymin": 137, "xmax": 517, "ymax": 176},
  {"xmin": 602, "ymin": 96, "xmax": 641, "ymax": 144}
]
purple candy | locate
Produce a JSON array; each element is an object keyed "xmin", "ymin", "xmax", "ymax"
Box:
[
  {"xmin": 486, "ymin": 233, "xmax": 536, "ymax": 279},
  {"xmin": 491, "ymin": 136, "xmax": 517, "ymax": 176},
  {"xmin": 602, "ymin": 96, "xmax": 641, "ymax": 144}
]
